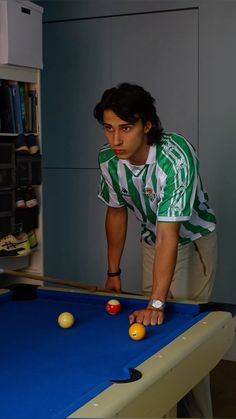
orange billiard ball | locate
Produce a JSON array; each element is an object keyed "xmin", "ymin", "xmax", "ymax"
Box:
[
  {"xmin": 129, "ymin": 323, "xmax": 146, "ymax": 341},
  {"xmin": 106, "ymin": 299, "xmax": 121, "ymax": 315}
]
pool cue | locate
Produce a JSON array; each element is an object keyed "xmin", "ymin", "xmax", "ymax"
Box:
[
  {"xmin": 0, "ymin": 268, "xmax": 141, "ymax": 295},
  {"xmin": 0, "ymin": 268, "xmax": 105, "ymax": 293}
]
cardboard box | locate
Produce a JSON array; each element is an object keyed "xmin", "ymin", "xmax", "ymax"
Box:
[{"xmin": 0, "ymin": 0, "xmax": 43, "ymax": 69}]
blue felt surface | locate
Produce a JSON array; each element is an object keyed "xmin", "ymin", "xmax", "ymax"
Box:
[{"xmin": 0, "ymin": 290, "xmax": 207, "ymax": 418}]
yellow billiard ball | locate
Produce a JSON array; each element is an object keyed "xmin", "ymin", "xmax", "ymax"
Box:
[
  {"xmin": 129, "ymin": 323, "xmax": 146, "ymax": 341},
  {"xmin": 58, "ymin": 312, "xmax": 75, "ymax": 329}
]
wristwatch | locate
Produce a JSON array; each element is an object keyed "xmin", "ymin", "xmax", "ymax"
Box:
[{"xmin": 148, "ymin": 299, "xmax": 166, "ymax": 311}]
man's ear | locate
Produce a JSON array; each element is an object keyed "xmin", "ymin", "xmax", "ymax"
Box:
[{"xmin": 144, "ymin": 121, "xmax": 152, "ymax": 134}]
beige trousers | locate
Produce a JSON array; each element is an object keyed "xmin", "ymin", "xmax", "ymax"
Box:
[{"xmin": 142, "ymin": 230, "xmax": 218, "ymax": 418}]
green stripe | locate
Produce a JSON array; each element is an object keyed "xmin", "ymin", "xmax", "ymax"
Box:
[
  {"xmin": 108, "ymin": 159, "xmax": 124, "ymax": 206},
  {"xmin": 151, "ymin": 167, "xmax": 157, "ymax": 194},
  {"xmin": 99, "ymin": 146, "xmax": 115, "ymax": 164},
  {"xmin": 171, "ymin": 133, "xmax": 195, "ymax": 157},
  {"xmin": 179, "ymin": 237, "xmax": 192, "ymax": 245},
  {"xmin": 159, "ymin": 134, "xmax": 197, "ymax": 217},
  {"xmin": 142, "ymin": 228, "xmax": 156, "ymax": 244},
  {"xmin": 143, "ymin": 194, "xmax": 156, "ymax": 224},
  {"xmin": 199, "ymin": 212, "xmax": 216, "ymax": 224},
  {"xmin": 169, "ymin": 137, "xmax": 194, "ymax": 216},
  {"xmin": 101, "ymin": 176, "xmax": 110, "ymax": 203},
  {"xmin": 124, "ymin": 201, "xmax": 135, "ymax": 211},
  {"xmin": 142, "ymin": 169, "xmax": 157, "ymax": 225},
  {"xmin": 124, "ymin": 165, "xmax": 147, "ymax": 221},
  {"xmin": 158, "ymin": 164, "xmax": 176, "ymax": 215},
  {"xmin": 193, "ymin": 197, "xmax": 217, "ymax": 223}
]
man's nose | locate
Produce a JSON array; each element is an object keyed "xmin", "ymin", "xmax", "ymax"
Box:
[{"xmin": 113, "ymin": 130, "xmax": 122, "ymax": 145}]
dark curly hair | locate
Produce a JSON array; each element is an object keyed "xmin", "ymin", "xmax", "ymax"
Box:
[{"xmin": 94, "ymin": 83, "xmax": 164, "ymax": 145}]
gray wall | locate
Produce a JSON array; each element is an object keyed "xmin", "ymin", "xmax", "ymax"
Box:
[{"xmin": 39, "ymin": 0, "xmax": 236, "ymax": 303}]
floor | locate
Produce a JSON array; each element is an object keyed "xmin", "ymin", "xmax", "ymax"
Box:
[{"xmin": 211, "ymin": 360, "xmax": 236, "ymax": 418}]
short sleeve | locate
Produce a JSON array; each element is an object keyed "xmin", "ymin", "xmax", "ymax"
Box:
[{"xmin": 157, "ymin": 155, "xmax": 197, "ymax": 221}]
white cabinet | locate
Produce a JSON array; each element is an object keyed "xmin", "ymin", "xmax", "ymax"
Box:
[{"xmin": 0, "ymin": 1, "xmax": 43, "ymax": 69}]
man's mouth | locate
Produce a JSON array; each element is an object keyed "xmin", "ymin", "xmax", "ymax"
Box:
[{"xmin": 114, "ymin": 149, "xmax": 126, "ymax": 155}]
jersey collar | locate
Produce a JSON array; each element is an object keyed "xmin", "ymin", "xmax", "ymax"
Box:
[{"xmin": 120, "ymin": 145, "xmax": 156, "ymax": 175}]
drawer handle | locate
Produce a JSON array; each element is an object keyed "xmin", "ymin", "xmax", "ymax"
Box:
[{"xmin": 21, "ymin": 7, "xmax": 31, "ymax": 15}]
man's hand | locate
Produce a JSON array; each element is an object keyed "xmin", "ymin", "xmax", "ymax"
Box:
[
  {"xmin": 129, "ymin": 307, "xmax": 165, "ymax": 326},
  {"xmin": 105, "ymin": 276, "xmax": 122, "ymax": 293}
]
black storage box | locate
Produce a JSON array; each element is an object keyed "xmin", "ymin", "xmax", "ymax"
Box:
[
  {"xmin": 0, "ymin": 190, "xmax": 15, "ymax": 238},
  {"xmin": 0, "ymin": 142, "xmax": 15, "ymax": 188},
  {"xmin": 16, "ymin": 154, "xmax": 41, "ymax": 186}
]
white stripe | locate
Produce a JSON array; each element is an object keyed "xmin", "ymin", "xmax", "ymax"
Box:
[
  {"xmin": 158, "ymin": 216, "xmax": 190, "ymax": 222},
  {"xmin": 100, "ymin": 161, "xmax": 121, "ymax": 206}
]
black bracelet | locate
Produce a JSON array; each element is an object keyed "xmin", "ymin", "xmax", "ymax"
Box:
[{"xmin": 107, "ymin": 268, "xmax": 121, "ymax": 277}]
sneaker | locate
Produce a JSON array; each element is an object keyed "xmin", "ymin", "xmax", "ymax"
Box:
[
  {"xmin": 15, "ymin": 134, "xmax": 29, "ymax": 154},
  {"xmin": 0, "ymin": 233, "xmax": 31, "ymax": 257},
  {"xmin": 28, "ymin": 230, "xmax": 38, "ymax": 249},
  {"xmin": 24, "ymin": 186, "xmax": 38, "ymax": 208},
  {"xmin": 27, "ymin": 134, "xmax": 39, "ymax": 155},
  {"xmin": 16, "ymin": 187, "xmax": 26, "ymax": 209}
]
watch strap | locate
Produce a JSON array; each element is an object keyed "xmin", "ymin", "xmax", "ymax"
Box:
[{"xmin": 107, "ymin": 268, "xmax": 121, "ymax": 277}]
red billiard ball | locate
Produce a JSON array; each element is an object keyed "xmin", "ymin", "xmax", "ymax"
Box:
[{"xmin": 106, "ymin": 299, "xmax": 121, "ymax": 315}]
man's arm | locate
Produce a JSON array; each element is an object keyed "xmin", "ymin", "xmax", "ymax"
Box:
[
  {"xmin": 129, "ymin": 221, "xmax": 181, "ymax": 326},
  {"xmin": 105, "ymin": 206, "xmax": 128, "ymax": 292}
]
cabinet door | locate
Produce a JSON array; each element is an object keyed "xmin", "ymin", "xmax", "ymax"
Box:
[
  {"xmin": 42, "ymin": 18, "xmax": 111, "ymax": 168},
  {"xmin": 111, "ymin": 9, "xmax": 198, "ymax": 148},
  {"xmin": 43, "ymin": 168, "xmax": 105, "ymax": 281}
]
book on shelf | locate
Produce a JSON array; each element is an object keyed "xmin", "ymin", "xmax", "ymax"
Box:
[
  {"xmin": 0, "ymin": 79, "xmax": 38, "ymax": 135},
  {"xmin": 19, "ymin": 82, "xmax": 30, "ymax": 133},
  {"xmin": 28, "ymin": 89, "xmax": 37, "ymax": 133},
  {"xmin": 19, "ymin": 83, "xmax": 26, "ymax": 133},
  {"xmin": 0, "ymin": 81, "xmax": 17, "ymax": 133},
  {"xmin": 9, "ymin": 81, "xmax": 24, "ymax": 134}
]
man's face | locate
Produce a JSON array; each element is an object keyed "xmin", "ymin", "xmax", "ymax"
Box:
[{"xmin": 102, "ymin": 109, "xmax": 151, "ymax": 165}]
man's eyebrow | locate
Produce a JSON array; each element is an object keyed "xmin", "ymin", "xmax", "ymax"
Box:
[{"xmin": 102, "ymin": 122, "xmax": 135, "ymax": 127}]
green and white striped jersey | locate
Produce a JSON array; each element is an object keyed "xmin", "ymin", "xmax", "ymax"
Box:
[{"xmin": 98, "ymin": 132, "xmax": 216, "ymax": 245}]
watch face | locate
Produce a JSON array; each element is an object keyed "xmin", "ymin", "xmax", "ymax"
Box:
[
  {"xmin": 153, "ymin": 300, "xmax": 162, "ymax": 308},
  {"xmin": 150, "ymin": 299, "xmax": 165, "ymax": 309}
]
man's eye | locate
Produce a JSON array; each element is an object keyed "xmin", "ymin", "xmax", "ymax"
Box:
[
  {"xmin": 122, "ymin": 126, "xmax": 131, "ymax": 132},
  {"xmin": 104, "ymin": 126, "xmax": 113, "ymax": 132}
]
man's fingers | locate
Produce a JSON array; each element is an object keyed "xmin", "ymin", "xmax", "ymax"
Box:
[
  {"xmin": 128, "ymin": 308, "xmax": 165, "ymax": 326},
  {"xmin": 156, "ymin": 311, "xmax": 165, "ymax": 325},
  {"xmin": 128, "ymin": 313, "xmax": 135, "ymax": 324}
]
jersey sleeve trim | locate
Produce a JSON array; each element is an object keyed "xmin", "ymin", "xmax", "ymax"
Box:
[
  {"xmin": 157, "ymin": 215, "xmax": 191, "ymax": 222},
  {"xmin": 98, "ymin": 193, "xmax": 126, "ymax": 208}
]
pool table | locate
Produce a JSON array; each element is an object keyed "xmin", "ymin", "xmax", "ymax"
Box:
[{"xmin": 0, "ymin": 287, "xmax": 235, "ymax": 418}]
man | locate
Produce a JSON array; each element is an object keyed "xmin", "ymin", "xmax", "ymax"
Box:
[{"xmin": 94, "ymin": 83, "xmax": 217, "ymax": 417}]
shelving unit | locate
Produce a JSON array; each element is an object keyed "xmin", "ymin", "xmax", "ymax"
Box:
[{"xmin": 0, "ymin": 64, "xmax": 43, "ymax": 283}]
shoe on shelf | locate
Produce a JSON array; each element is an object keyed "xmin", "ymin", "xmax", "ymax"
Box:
[
  {"xmin": 15, "ymin": 134, "xmax": 29, "ymax": 154},
  {"xmin": 27, "ymin": 134, "xmax": 39, "ymax": 155},
  {"xmin": 15, "ymin": 187, "xmax": 26, "ymax": 209},
  {"xmin": 28, "ymin": 230, "xmax": 38, "ymax": 249},
  {"xmin": 24, "ymin": 186, "xmax": 38, "ymax": 208},
  {"xmin": 0, "ymin": 233, "xmax": 31, "ymax": 257}
]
